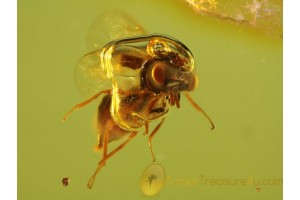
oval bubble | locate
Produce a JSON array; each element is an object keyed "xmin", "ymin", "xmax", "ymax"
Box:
[{"xmin": 140, "ymin": 163, "xmax": 166, "ymax": 196}]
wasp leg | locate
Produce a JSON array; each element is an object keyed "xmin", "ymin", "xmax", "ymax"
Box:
[
  {"xmin": 94, "ymin": 129, "xmax": 109, "ymax": 167},
  {"xmin": 169, "ymin": 93, "xmax": 175, "ymax": 106},
  {"xmin": 87, "ymin": 131, "xmax": 138, "ymax": 189},
  {"xmin": 63, "ymin": 89, "xmax": 111, "ymax": 121},
  {"xmin": 99, "ymin": 129, "xmax": 109, "ymax": 166},
  {"xmin": 96, "ymin": 131, "xmax": 109, "ymax": 165},
  {"xmin": 144, "ymin": 121, "xmax": 149, "ymax": 136},
  {"xmin": 148, "ymin": 118, "xmax": 166, "ymax": 162},
  {"xmin": 144, "ymin": 94, "xmax": 164, "ymax": 136},
  {"xmin": 174, "ymin": 93, "xmax": 180, "ymax": 108},
  {"xmin": 131, "ymin": 112, "xmax": 149, "ymax": 136},
  {"xmin": 184, "ymin": 93, "xmax": 215, "ymax": 130}
]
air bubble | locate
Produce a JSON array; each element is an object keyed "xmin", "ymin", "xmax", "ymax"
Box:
[
  {"xmin": 147, "ymin": 39, "xmax": 170, "ymax": 57},
  {"xmin": 140, "ymin": 163, "xmax": 166, "ymax": 196}
]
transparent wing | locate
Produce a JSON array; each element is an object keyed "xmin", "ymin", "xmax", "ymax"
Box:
[
  {"xmin": 75, "ymin": 11, "xmax": 146, "ymax": 97},
  {"xmin": 86, "ymin": 11, "xmax": 146, "ymax": 51},
  {"xmin": 74, "ymin": 50, "xmax": 112, "ymax": 97}
]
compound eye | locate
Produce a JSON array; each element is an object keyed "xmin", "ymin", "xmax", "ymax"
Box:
[
  {"xmin": 151, "ymin": 63, "xmax": 166, "ymax": 86},
  {"xmin": 147, "ymin": 39, "xmax": 170, "ymax": 57}
]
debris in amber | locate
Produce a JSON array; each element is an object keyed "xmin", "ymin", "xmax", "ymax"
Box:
[{"xmin": 62, "ymin": 177, "xmax": 70, "ymax": 187}]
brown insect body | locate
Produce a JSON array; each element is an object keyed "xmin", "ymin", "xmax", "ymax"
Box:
[
  {"xmin": 64, "ymin": 34, "xmax": 214, "ymax": 189},
  {"xmin": 96, "ymin": 94, "xmax": 129, "ymax": 149},
  {"xmin": 97, "ymin": 91, "xmax": 169, "ymax": 149}
]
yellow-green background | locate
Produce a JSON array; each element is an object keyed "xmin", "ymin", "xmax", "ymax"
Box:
[{"xmin": 18, "ymin": 0, "xmax": 282, "ymax": 199}]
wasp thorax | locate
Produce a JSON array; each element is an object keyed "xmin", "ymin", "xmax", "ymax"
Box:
[{"xmin": 147, "ymin": 39, "xmax": 170, "ymax": 57}]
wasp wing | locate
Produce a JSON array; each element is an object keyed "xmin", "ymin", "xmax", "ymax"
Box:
[
  {"xmin": 74, "ymin": 50, "xmax": 112, "ymax": 97},
  {"xmin": 86, "ymin": 11, "xmax": 146, "ymax": 51},
  {"xmin": 75, "ymin": 11, "xmax": 146, "ymax": 97}
]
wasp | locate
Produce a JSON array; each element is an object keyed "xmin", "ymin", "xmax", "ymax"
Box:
[{"xmin": 64, "ymin": 34, "xmax": 214, "ymax": 188}]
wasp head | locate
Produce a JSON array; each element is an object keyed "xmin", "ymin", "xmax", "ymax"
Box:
[{"xmin": 142, "ymin": 52, "xmax": 198, "ymax": 93}]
